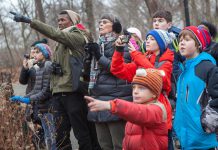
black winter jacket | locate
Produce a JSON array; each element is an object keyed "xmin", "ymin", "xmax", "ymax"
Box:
[
  {"xmin": 88, "ymin": 41, "xmax": 132, "ymax": 122},
  {"xmin": 19, "ymin": 67, "xmax": 36, "ymax": 94},
  {"xmin": 25, "ymin": 61, "xmax": 52, "ymax": 112}
]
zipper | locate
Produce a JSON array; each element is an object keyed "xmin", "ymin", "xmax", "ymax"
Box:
[{"xmin": 185, "ymin": 85, "xmax": 189, "ymax": 102}]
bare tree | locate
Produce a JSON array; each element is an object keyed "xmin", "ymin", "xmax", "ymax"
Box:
[
  {"xmin": 144, "ymin": 0, "xmax": 161, "ymax": 17},
  {"xmin": 83, "ymin": 0, "xmax": 96, "ymax": 39},
  {"xmin": 0, "ymin": 15, "xmax": 14, "ymax": 69}
]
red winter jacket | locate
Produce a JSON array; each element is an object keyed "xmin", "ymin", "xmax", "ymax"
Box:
[
  {"xmin": 111, "ymin": 49, "xmax": 174, "ymax": 129},
  {"xmin": 111, "ymin": 99, "xmax": 168, "ymax": 150}
]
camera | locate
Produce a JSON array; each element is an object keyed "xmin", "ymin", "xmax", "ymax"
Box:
[
  {"xmin": 121, "ymin": 35, "xmax": 130, "ymax": 44},
  {"xmin": 24, "ymin": 54, "xmax": 30, "ymax": 59},
  {"xmin": 51, "ymin": 62, "xmax": 63, "ymax": 76}
]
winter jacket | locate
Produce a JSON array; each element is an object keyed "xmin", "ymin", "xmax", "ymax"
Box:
[
  {"xmin": 19, "ymin": 66, "xmax": 36, "ymax": 94},
  {"xmin": 111, "ymin": 99, "xmax": 168, "ymax": 150},
  {"xmin": 205, "ymin": 41, "xmax": 218, "ymax": 66},
  {"xmin": 88, "ymin": 41, "xmax": 132, "ymax": 122},
  {"xmin": 25, "ymin": 61, "xmax": 52, "ymax": 112},
  {"xmin": 30, "ymin": 18, "xmax": 89, "ymax": 94},
  {"xmin": 174, "ymin": 52, "xmax": 218, "ymax": 149},
  {"xmin": 111, "ymin": 49, "xmax": 174, "ymax": 129}
]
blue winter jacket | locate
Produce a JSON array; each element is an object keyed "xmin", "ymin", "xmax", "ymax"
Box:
[{"xmin": 174, "ymin": 52, "xmax": 218, "ymax": 149}]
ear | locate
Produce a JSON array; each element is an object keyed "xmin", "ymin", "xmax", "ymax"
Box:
[{"xmin": 167, "ymin": 22, "xmax": 172, "ymax": 29}]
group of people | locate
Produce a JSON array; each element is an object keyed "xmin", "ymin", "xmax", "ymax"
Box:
[{"xmin": 9, "ymin": 8, "xmax": 218, "ymax": 150}]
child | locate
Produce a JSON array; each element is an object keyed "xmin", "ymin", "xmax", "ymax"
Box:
[
  {"xmin": 174, "ymin": 26, "xmax": 218, "ymax": 149},
  {"xmin": 85, "ymin": 68, "xmax": 168, "ymax": 149},
  {"xmin": 111, "ymin": 29, "xmax": 174, "ymax": 132},
  {"xmin": 11, "ymin": 43, "xmax": 56, "ymax": 149}
]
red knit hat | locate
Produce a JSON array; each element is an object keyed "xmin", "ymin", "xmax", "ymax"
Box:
[
  {"xmin": 132, "ymin": 68, "xmax": 163, "ymax": 97},
  {"xmin": 198, "ymin": 26, "xmax": 212, "ymax": 49},
  {"xmin": 184, "ymin": 26, "xmax": 208, "ymax": 50}
]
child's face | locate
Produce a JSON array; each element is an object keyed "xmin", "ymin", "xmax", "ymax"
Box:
[
  {"xmin": 146, "ymin": 35, "xmax": 159, "ymax": 52},
  {"xmin": 35, "ymin": 48, "xmax": 45, "ymax": 62},
  {"xmin": 179, "ymin": 34, "xmax": 199, "ymax": 59},
  {"xmin": 152, "ymin": 17, "xmax": 172, "ymax": 30},
  {"xmin": 132, "ymin": 84, "xmax": 156, "ymax": 104},
  {"xmin": 30, "ymin": 48, "xmax": 37, "ymax": 59}
]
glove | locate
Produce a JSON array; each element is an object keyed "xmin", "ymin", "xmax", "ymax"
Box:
[
  {"xmin": 116, "ymin": 46, "xmax": 125, "ymax": 52},
  {"xmin": 10, "ymin": 11, "xmax": 31, "ymax": 23},
  {"xmin": 20, "ymin": 97, "xmax": 30, "ymax": 104},
  {"xmin": 86, "ymin": 43, "xmax": 102, "ymax": 60},
  {"xmin": 10, "ymin": 96, "xmax": 23, "ymax": 102}
]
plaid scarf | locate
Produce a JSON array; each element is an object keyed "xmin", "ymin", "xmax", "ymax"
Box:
[{"xmin": 88, "ymin": 32, "xmax": 117, "ymax": 90}]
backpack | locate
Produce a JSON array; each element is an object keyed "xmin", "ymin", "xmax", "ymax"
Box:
[
  {"xmin": 69, "ymin": 26, "xmax": 93, "ymax": 95},
  {"xmin": 199, "ymin": 87, "xmax": 218, "ymax": 138}
]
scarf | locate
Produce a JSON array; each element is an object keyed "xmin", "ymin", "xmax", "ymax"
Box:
[{"xmin": 88, "ymin": 32, "xmax": 117, "ymax": 90}]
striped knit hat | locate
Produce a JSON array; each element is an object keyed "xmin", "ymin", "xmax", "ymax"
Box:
[
  {"xmin": 132, "ymin": 68, "xmax": 163, "ymax": 97},
  {"xmin": 35, "ymin": 43, "xmax": 52, "ymax": 59},
  {"xmin": 146, "ymin": 29, "xmax": 175, "ymax": 55}
]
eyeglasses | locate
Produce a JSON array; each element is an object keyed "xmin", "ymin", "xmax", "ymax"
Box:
[{"xmin": 98, "ymin": 19, "xmax": 112, "ymax": 25}]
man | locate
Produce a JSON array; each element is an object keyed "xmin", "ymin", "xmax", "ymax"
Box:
[{"xmin": 10, "ymin": 10, "xmax": 100, "ymax": 150}]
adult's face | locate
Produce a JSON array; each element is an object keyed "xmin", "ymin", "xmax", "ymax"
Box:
[
  {"xmin": 98, "ymin": 19, "xmax": 113, "ymax": 36},
  {"xmin": 58, "ymin": 14, "xmax": 73, "ymax": 30}
]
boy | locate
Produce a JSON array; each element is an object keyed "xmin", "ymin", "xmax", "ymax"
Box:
[
  {"xmin": 85, "ymin": 68, "xmax": 168, "ymax": 149},
  {"xmin": 174, "ymin": 26, "xmax": 218, "ymax": 149},
  {"xmin": 11, "ymin": 43, "xmax": 55, "ymax": 149}
]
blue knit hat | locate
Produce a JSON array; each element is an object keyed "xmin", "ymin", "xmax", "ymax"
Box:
[
  {"xmin": 146, "ymin": 29, "xmax": 175, "ymax": 55},
  {"xmin": 35, "ymin": 43, "xmax": 52, "ymax": 59}
]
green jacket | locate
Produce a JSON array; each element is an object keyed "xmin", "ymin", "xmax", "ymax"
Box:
[{"xmin": 30, "ymin": 20, "xmax": 87, "ymax": 94}]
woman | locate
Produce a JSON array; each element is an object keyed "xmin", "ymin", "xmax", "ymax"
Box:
[{"xmin": 86, "ymin": 14, "xmax": 132, "ymax": 150}]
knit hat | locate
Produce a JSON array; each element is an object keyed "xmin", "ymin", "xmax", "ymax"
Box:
[
  {"xmin": 132, "ymin": 68, "xmax": 163, "ymax": 97},
  {"xmin": 146, "ymin": 29, "xmax": 175, "ymax": 55},
  {"xmin": 127, "ymin": 27, "xmax": 142, "ymax": 40},
  {"xmin": 63, "ymin": 10, "xmax": 80, "ymax": 25},
  {"xmin": 31, "ymin": 38, "xmax": 48, "ymax": 47},
  {"xmin": 184, "ymin": 26, "xmax": 210, "ymax": 50},
  {"xmin": 198, "ymin": 26, "xmax": 212, "ymax": 49},
  {"xmin": 35, "ymin": 43, "xmax": 52, "ymax": 59}
]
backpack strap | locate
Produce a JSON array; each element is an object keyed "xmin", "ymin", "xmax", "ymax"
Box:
[{"xmin": 152, "ymin": 102, "xmax": 167, "ymax": 122}]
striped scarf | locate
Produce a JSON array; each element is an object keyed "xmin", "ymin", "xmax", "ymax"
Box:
[{"xmin": 88, "ymin": 32, "xmax": 116, "ymax": 90}]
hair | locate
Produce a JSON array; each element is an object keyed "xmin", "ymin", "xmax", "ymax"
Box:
[
  {"xmin": 179, "ymin": 30, "xmax": 201, "ymax": 52},
  {"xmin": 59, "ymin": 10, "xmax": 71, "ymax": 21},
  {"xmin": 100, "ymin": 13, "xmax": 120, "ymax": 24},
  {"xmin": 152, "ymin": 10, "xmax": 172, "ymax": 23},
  {"xmin": 200, "ymin": 21, "xmax": 217, "ymax": 38}
]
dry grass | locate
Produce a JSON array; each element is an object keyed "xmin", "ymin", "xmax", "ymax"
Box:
[{"xmin": 0, "ymin": 80, "xmax": 35, "ymax": 149}]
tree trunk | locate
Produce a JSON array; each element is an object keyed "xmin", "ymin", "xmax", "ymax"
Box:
[
  {"xmin": 0, "ymin": 15, "xmax": 15, "ymax": 69},
  {"xmin": 205, "ymin": 0, "xmax": 212, "ymax": 22},
  {"xmin": 190, "ymin": 0, "xmax": 199, "ymax": 25},
  {"xmin": 35, "ymin": 0, "xmax": 46, "ymax": 40},
  {"xmin": 35, "ymin": 0, "xmax": 45, "ymax": 23},
  {"xmin": 144, "ymin": 0, "xmax": 161, "ymax": 17},
  {"xmin": 84, "ymin": 0, "xmax": 96, "ymax": 40}
]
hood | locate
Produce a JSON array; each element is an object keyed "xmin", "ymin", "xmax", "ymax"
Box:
[{"xmin": 64, "ymin": 10, "xmax": 80, "ymax": 25}]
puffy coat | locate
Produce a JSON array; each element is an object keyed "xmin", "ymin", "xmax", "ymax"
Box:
[
  {"xmin": 111, "ymin": 49, "xmax": 174, "ymax": 129},
  {"xmin": 88, "ymin": 41, "xmax": 132, "ymax": 122},
  {"xmin": 19, "ymin": 66, "xmax": 36, "ymax": 94},
  {"xmin": 174, "ymin": 52, "xmax": 218, "ymax": 149},
  {"xmin": 111, "ymin": 99, "xmax": 168, "ymax": 150},
  {"xmin": 25, "ymin": 61, "xmax": 52, "ymax": 113}
]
